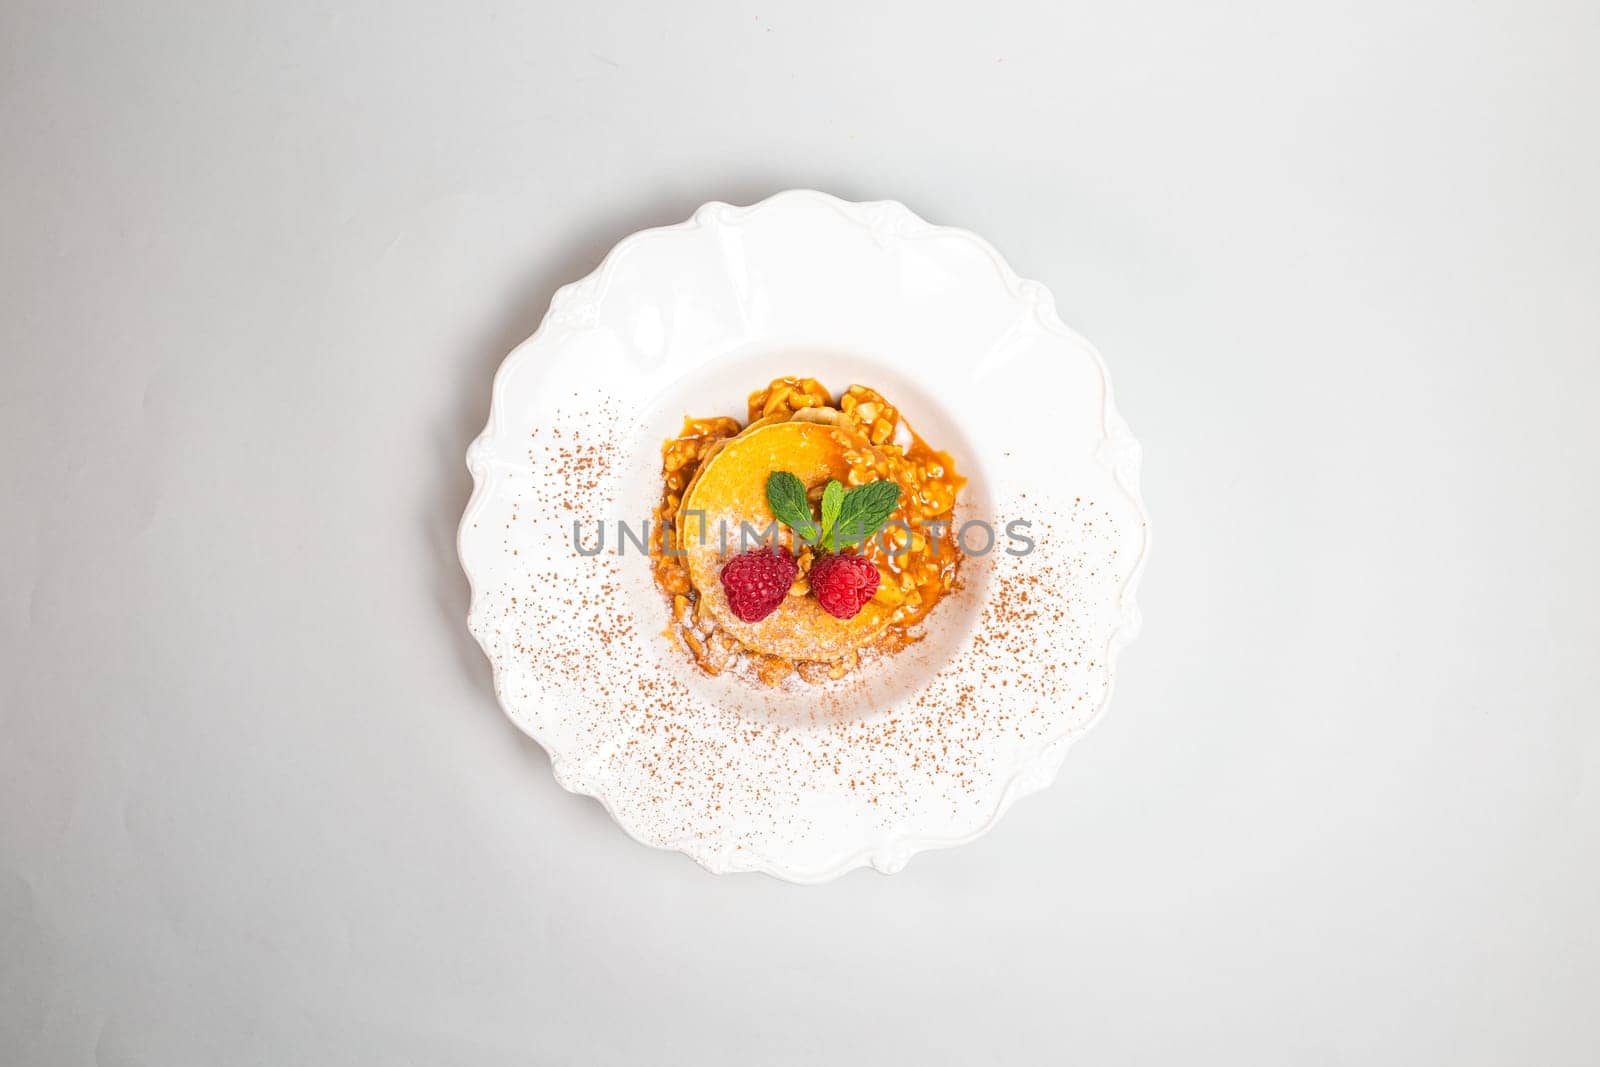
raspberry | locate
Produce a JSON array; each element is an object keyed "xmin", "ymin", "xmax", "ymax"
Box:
[
  {"xmin": 719, "ymin": 549, "xmax": 799, "ymax": 623},
  {"xmin": 809, "ymin": 553, "xmax": 881, "ymax": 620}
]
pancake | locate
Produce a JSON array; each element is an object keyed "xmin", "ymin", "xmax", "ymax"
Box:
[{"xmin": 677, "ymin": 418, "xmax": 892, "ymax": 661}]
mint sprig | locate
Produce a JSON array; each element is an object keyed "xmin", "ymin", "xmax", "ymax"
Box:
[
  {"xmin": 826, "ymin": 478, "xmax": 900, "ymax": 551},
  {"xmin": 819, "ymin": 479, "xmax": 844, "ymax": 540},
  {"xmin": 765, "ymin": 471, "xmax": 817, "ymax": 541},
  {"xmin": 764, "ymin": 471, "xmax": 901, "ymax": 552}
]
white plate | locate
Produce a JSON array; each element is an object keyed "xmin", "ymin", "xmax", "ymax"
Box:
[{"xmin": 459, "ymin": 191, "xmax": 1148, "ymax": 882}]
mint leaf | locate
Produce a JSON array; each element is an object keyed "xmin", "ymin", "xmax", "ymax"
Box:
[
  {"xmin": 765, "ymin": 470, "xmax": 816, "ymax": 540},
  {"xmin": 831, "ymin": 480, "xmax": 901, "ymax": 549},
  {"xmin": 819, "ymin": 479, "xmax": 844, "ymax": 549}
]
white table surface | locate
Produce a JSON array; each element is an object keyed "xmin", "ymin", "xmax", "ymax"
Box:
[{"xmin": 4, "ymin": 2, "xmax": 1598, "ymax": 1063}]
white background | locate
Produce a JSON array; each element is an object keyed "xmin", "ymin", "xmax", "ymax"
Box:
[{"xmin": 3, "ymin": 1, "xmax": 1597, "ymax": 1063}]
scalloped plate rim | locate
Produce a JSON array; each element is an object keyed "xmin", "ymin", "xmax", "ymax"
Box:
[{"xmin": 458, "ymin": 189, "xmax": 1150, "ymax": 883}]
